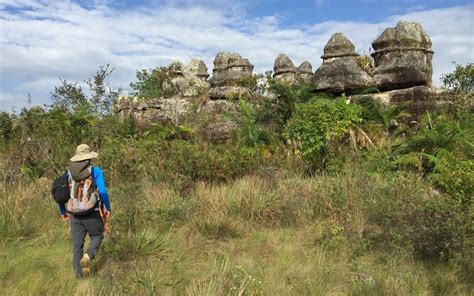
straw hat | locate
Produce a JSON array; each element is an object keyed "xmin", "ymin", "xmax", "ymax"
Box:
[{"xmin": 70, "ymin": 144, "xmax": 99, "ymax": 162}]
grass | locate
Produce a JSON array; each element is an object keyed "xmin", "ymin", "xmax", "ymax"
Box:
[{"xmin": 1, "ymin": 168, "xmax": 473, "ymax": 295}]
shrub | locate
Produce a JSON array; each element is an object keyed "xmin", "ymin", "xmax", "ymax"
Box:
[
  {"xmin": 408, "ymin": 199, "xmax": 471, "ymax": 261},
  {"xmin": 129, "ymin": 67, "xmax": 171, "ymax": 99},
  {"xmin": 284, "ymin": 97, "xmax": 362, "ymax": 170}
]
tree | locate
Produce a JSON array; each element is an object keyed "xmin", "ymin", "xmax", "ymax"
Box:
[
  {"xmin": 129, "ymin": 67, "xmax": 170, "ymax": 99},
  {"xmin": 51, "ymin": 64, "xmax": 120, "ymax": 115},
  {"xmin": 0, "ymin": 112, "xmax": 13, "ymax": 145},
  {"xmin": 441, "ymin": 63, "xmax": 474, "ymax": 93}
]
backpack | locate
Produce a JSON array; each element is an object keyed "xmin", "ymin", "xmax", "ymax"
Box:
[
  {"xmin": 51, "ymin": 174, "xmax": 70, "ymax": 204},
  {"xmin": 66, "ymin": 168, "xmax": 99, "ymax": 216}
]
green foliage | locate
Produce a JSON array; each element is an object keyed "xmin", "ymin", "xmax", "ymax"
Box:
[
  {"xmin": 104, "ymin": 230, "xmax": 173, "ymax": 260},
  {"xmin": 441, "ymin": 63, "xmax": 474, "ymax": 93},
  {"xmin": 237, "ymin": 75, "xmax": 258, "ymax": 90},
  {"xmin": 130, "ymin": 67, "xmax": 170, "ymax": 99},
  {"xmin": 356, "ymin": 96, "xmax": 410, "ymax": 132},
  {"xmin": 0, "ymin": 112, "xmax": 13, "ymax": 145},
  {"xmin": 284, "ymin": 97, "xmax": 362, "ymax": 169},
  {"xmin": 395, "ymin": 114, "xmax": 474, "ymax": 206},
  {"xmin": 256, "ymin": 80, "xmax": 318, "ymax": 132},
  {"xmin": 51, "ymin": 64, "xmax": 120, "ymax": 115},
  {"xmin": 231, "ymin": 100, "xmax": 275, "ymax": 147},
  {"xmin": 409, "ymin": 199, "xmax": 471, "ymax": 261}
]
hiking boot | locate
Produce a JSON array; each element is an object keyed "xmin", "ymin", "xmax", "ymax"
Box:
[{"xmin": 80, "ymin": 253, "xmax": 91, "ymax": 277}]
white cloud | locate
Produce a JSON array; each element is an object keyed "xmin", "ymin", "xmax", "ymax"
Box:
[{"xmin": 0, "ymin": 1, "xmax": 473, "ymax": 110}]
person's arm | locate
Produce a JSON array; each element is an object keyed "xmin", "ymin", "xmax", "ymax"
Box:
[
  {"xmin": 93, "ymin": 167, "xmax": 111, "ymax": 212},
  {"xmin": 59, "ymin": 170, "xmax": 69, "ymax": 220},
  {"xmin": 59, "ymin": 203, "xmax": 66, "ymax": 215}
]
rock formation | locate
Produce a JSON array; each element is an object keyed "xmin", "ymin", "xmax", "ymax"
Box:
[
  {"xmin": 273, "ymin": 55, "xmax": 314, "ymax": 84},
  {"xmin": 209, "ymin": 52, "xmax": 254, "ymax": 100},
  {"xmin": 116, "ymin": 59, "xmax": 211, "ymax": 127},
  {"xmin": 297, "ymin": 61, "xmax": 313, "ymax": 83},
  {"xmin": 313, "ymin": 33, "xmax": 375, "ymax": 93},
  {"xmin": 115, "ymin": 20, "xmax": 446, "ymax": 142},
  {"xmin": 164, "ymin": 59, "xmax": 210, "ymax": 98},
  {"xmin": 371, "ymin": 21, "xmax": 433, "ymax": 91},
  {"xmin": 273, "ymin": 54, "xmax": 298, "ymax": 84}
]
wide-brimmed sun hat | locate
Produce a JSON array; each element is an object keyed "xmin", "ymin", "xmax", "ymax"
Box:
[{"xmin": 70, "ymin": 144, "xmax": 99, "ymax": 162}]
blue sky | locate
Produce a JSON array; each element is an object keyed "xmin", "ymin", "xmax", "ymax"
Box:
[{"xmin": 1, "ymin": 0, "xmax": 473, "ymax": 111}]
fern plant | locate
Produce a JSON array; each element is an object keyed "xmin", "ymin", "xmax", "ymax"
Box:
[
  {"xmin": 231, "ymin": 99, "xmax": 275, "ymax": 148},
  {"xmin": 395, "ymin": 114, "xmax": 474, "ymax": 206}
]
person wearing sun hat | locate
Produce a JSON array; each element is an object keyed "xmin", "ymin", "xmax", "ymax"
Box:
[{"xmin": 59, "ymin": 144, "xmax": 111, "ymax": 278}]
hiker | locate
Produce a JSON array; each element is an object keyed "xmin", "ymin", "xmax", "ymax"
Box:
[{"xmin": 58, "ymin": 144, "xmax": 111, "ymax": 278}]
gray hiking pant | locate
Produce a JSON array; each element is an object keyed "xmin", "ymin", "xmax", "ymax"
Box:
[{"xmin": 70, "ymin": 211, "xmax": 104, "ymax": 278}]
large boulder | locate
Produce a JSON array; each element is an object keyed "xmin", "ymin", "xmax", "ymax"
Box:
[
  {"xmin": 209, "ymin": 52, "xmax": 254, "ymax": 100},
  {"xmin": 313, "ymin": 33, "xmax": 375, "ymax": 93},
  {"xmin": 371, "ymin": 21, "xmax": 434, "ymax": 91},
  {"xmin": 273, "ymin": 54, "xmax": 298, "ymax": 84}
]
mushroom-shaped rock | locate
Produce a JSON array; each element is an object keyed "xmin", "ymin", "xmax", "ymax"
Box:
[
  {"xmin": 323, "ymin": 33, "xmax": 359, "ymax": 58},
  {"xmin": 211, "ymin": 52, "xmax": 254, "ymax": 87},
  {"xmin": 166, "ymin": 59, "xmax": 210, "ymax": 99},
  {"xmin": 297, "ymin": 61, "xmax": 313, "ymax": 83},
  {"xmin": 371, "ymin": 21, "xmax": 434, "ymax": 91},
  {"xmin": 313, "ymin": 33, "xmax": 375, "ymax": 93},
  {"xmin": 209, "ymin": 52, "xmax": 254, "ymax": 100},
  {"xmin": 187, "ymin": 59, "xmax": 210, "ymax": 81},
  {"xmin": 273, "ymin": 54, "xmax": 298, "ymax": 84},
  {"xmin": 168, "ymin": 61, "xmax": 184, "ymax": 77}
]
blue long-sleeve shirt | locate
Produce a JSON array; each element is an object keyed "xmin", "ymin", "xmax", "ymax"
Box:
[{"xmin": 59, "ymin": 166, "xmax": 111, "ymax": 215}]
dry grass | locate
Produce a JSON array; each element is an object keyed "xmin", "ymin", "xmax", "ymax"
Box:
[{"xmin": 1, "ymin": 170, "xmax": 472, "ymax": 295}]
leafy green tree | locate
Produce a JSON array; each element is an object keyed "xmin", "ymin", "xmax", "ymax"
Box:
[
  {"xmin": 284, "ymin": 97, "xmax": 362, "ymax": 170},
  {"xmin": 441, "ymin": 63, "xmax": 474, "ymax": 93},
  {"xmin": 129, "ymin": 67, "xmax": 170, "ymax": 99},
  {"xmin": 51, "ymin": 64, "xmax": 120, "ymax": 115},
  {"xmin": 0, "ymin": 112, "xmax": 13, "ymax": 145}
]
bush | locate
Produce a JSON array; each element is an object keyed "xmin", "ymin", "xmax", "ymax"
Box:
[
  {"xmin": 129, "ymin": 67, "xmax": 171, "ymax": 99},
  {"xmin": 284, "ymin": 97, "xmax": 361, "ymax": 170},
  {"xmin": 408, "ymin": 199, "xmax": 471, "ymax": 261}
]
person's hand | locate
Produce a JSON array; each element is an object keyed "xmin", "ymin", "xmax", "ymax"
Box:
[
  {"xmin": 104, "ymin": 210, "xmax": 111, "ymax": 219},
  {"xmin": 61, "ymin": 214, "xmax": 70, "ymax": 222}
]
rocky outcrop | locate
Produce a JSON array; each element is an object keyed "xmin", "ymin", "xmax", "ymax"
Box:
[
  {"xmin": 116, "ymin": 59, "xmax": 210, "ymax": 127},
  {"xmin": 115, "ymin": 97, "xmax": 192, "ymax": 127},
  {"xmin": 371, "ymin": 21, "xmax": 434, "ymax": 91},
  {"xmin": 273, "ymin": 55, "xmax": 314, "ymax": 84},
  {"xmin": 115, "ymin": 20, "xmax": 444, "ymax": 142},
  {"xmin": 349, "ymin": 85, "xmax": 454, "ymax": 118},
  {"xmin": 209, "ymin": 52, "xmax": 254, "ymax": 100},
  {"xmin": 297, "ymin": 61, "xmax": 313, "ymax": 83},
  {"xmin": 273, "ymin": 54, "xmax": 298, "ymax": 84},
  {"xmin": 163, "ymin": 59, "xmax": 210, "ymax": 99},
  {"xmin": 314, "ymin": 33, "xmax": 375, "ymax": 93}
]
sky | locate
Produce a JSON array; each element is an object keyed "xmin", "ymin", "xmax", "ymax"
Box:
[{"xmin": 1, "ymin": 0, "xmax": 473, "ymax": 111}]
